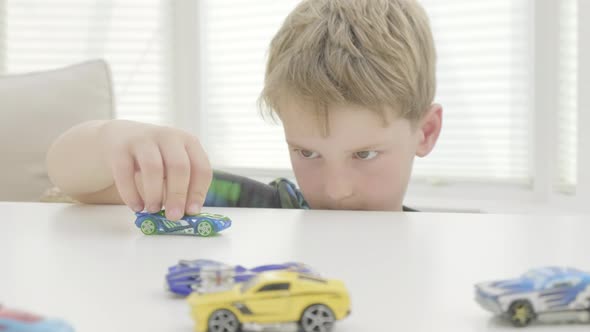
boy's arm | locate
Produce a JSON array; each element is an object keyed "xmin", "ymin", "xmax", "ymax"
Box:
[
  {"xmin": 46, "ymin": 120, "xmax": 121, "ymax": 203},
  {"xmin": 46, "ymin": 119, "xmax": 213, "ymax": 220}
]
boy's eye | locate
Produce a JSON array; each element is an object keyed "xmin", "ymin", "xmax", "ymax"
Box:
[
  {"xmin": 354, "ymin": 151, "xmax": 378, "ymax": 160},
  {"xmin": 297, "ymin": 149, "xmax": 320, "ymax": 159}
]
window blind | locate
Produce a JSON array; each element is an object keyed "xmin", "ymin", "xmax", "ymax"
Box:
[
  {"xmin": 413, "ymin": 0, "xmax": 530, "ymax": 183},
  {"xmin": 0, "ymin": 0, "xmax": 173, "ymax": 125},
  {"xmin": 200, "ymin": 0, "xmax": 298, "ymax": 171}
]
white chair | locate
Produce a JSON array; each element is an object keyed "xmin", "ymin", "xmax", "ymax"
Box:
[{"xmin": 0, "ymin": 60, "xmax": 114, "ymax": 201}]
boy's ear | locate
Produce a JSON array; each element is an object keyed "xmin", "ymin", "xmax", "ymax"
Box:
[{"xmin": 415, "ymin": 104, "xmax": 443, "ymax": 157}]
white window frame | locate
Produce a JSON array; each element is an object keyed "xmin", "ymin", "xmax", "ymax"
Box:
[
  {"xmin": 170, "ymin": 0, "xmax": 201, "ymax": 135},
  {"xmin": 578, "ymin": 0, "xmax": 590, "ymax": 210},
  {"xmin": 165, "ymin": 0, "xmax": 589, "ymax": 213},
  {"xmin": 0, "ymin": 0, "xmax": 5, "ymax": 73}
]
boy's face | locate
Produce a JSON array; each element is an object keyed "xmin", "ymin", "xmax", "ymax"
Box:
[{"xmin": 280, "ymin": 102, "xmax": 440, "ymax": 211}]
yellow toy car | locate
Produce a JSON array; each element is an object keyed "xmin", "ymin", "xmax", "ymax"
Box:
[{"xmin": 187, "ymin": 270, "xmax": 351, "ymax": 332}]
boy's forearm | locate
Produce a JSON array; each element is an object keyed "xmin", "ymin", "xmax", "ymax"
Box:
[{"xmin": 46, "ymin": 120, "xmax": 115, "ymax": 196}]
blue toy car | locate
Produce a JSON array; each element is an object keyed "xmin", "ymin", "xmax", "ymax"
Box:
[
  {"xmin": 165, "ymin": 259, "xmax": 318, "ymax": 296},
  {"xmin": 0, "ymin": 306, "xmax": 74, "ymax": 332},
  {"xmin": 475, "ymin": 267, "xmax": 590, "ymax": 326},
  {"xmin": 134, "ymin": 210, "xmax": 231, "ymax": 237}
]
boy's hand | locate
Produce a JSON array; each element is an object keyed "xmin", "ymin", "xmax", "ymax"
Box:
[{"xmin": 100, "ymin": 120, "xmax": 212, "ymax": 220}]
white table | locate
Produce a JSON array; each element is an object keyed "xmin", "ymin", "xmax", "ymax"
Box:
[{"xmin": 1, "ymin": 202, "xmax": 589, "ymax": 332}]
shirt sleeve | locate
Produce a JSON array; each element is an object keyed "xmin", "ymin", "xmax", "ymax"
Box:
[{"xmin": 204, "ymin": 170, "xmax": 308, "ymax": 209}]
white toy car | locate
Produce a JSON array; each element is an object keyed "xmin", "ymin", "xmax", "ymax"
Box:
[{"xmin": 475, "ymin": 267, "xmax": 590, "ymax": 326}]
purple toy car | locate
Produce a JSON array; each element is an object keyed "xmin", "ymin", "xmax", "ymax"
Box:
[{"xmin": 165, "ymin": 259, "xmax": 318, "ymax": 296}]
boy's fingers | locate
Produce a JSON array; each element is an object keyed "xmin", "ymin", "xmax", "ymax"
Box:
[
  {"xmin": 185, "ymin": 138, "xmax": 212, "ymax": 215},
  {"xmin": 111, "ymin": 153, "xmax": 143, "ymax": 212},
  {"xmin": 160, "ymin": 139, "xmax": 191, "ymax": 221},
  {"xmin": 135, "ymin": 142, "xmax": 164, "ymax": 213}
]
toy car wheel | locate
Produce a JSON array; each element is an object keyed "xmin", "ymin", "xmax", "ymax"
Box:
[
  {"xmin": 208, "ymin": 309, "xmax": 240, "ymax": 332},
  {"xmin": 140, "ymin": 218, "xmax": 157, "ymax": 235},
  {"xmin": 196, "ymin": 220, "xmax": 214, "ymax": 237},
  {"xmin": 300, "ymin": 304, "xmax": 335, "ymax": 332},
  {"xmin": 508, "ymin": 300, "xmax": 535, "ymax": 327}
]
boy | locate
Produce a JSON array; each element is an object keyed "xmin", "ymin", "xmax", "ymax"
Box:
[{"xmin": 46, "ymin": 0, "xmax": 442, "ymax": 220}]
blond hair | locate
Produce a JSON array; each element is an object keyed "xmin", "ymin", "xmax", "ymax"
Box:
[{"xmin": 259, "ymin": 0, "xmax": 436, "ymax": 130}]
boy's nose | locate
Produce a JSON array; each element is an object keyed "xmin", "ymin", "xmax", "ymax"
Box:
[{"xmin": 323, "ymin": 171, "xmax": 354, "ymax": 202}]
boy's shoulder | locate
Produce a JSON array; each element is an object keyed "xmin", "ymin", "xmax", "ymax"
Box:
[
  {"xmin": 205, "ymin": 171, "xmax": 308, "ymax": 209},
  {"xmin": 268, "ymin": 177, "xmax": 309, "ymax": 209}
]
